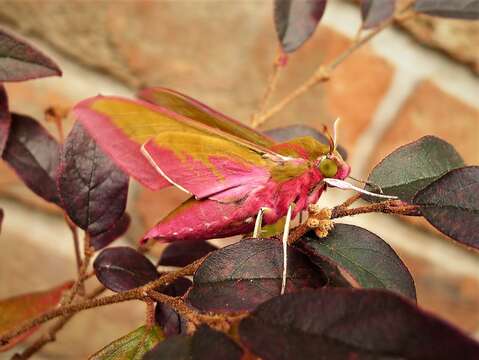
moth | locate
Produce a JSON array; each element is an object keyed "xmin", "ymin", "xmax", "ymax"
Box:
[{"xmin": 73, "ymin": 87, "xmax": 393, "ymax": 293}]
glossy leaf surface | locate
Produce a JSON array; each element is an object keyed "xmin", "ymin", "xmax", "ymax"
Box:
[
  {"xmin": 0, "ymin": 27, "xmax": 61, "ymax": 81},
  {"xmin": 0, "ymin": 84, "xmax": 11, "ymax": 156},
  {"xmin": 0, "ymin": 282, "xmax": 72, "ymax": 351},
  {"xmin": 2, "ymin": 113, "xmax": 61, "ymax": 204},
  {"xmin": 414, "ymin": 166, "xmax": 479, "ymax": 249},
  {"xmin": 297, "ymin": 224, "xmax": 416, "ymax": 300},
  {"xmin": 94, "ymin": 247, "xmax": 159, "ymax": 292},
  {"xmin": 265, "ymin": 124, "xmax": 348, "ymax": 160},
  {"xmin": 239, "ymin": 289, "xmax": 479, "ymax": 360},
  {"xmin": 415, "ymin": 0, "xmax": 479, "ymax": 19},
  {"xmin": 187, "ymin": 238, "xmax": 325, "ymax": 312},
  {"xmin": 366, "ymin": 136, "xmax": 464, "ymax": 202},
  {"xmin": 89, "ymin": 325, "xmax": 163, "ymax": 360},
  {"xmin": 158, "ymin": 242, "xmax": 217, "ymax": 268},
  {"xmin": 90, "ymin": 213, "xmax": 131, "ymax": 250},
  {"xmin": 360, "ymin": 0, "xmax": 396, "ymax": 28},
  {"xmin": 58, "ymin": 122, "xmax": 129, "ymax": 236},
  {"xmin": 144, "ymin": 326, "xmax": 243, "ymax": 360},
  {"xmin": 274, "ymin": 0, "xmax": 327, "ymax": 52}
]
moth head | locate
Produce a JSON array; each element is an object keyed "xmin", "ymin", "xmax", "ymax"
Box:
[{"xmin": 316, "ymin": 118, "xmax": 350, "ymax": 179}]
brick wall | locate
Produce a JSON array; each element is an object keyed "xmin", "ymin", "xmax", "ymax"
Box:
[{"xmin": 0, "ymin": 1, "xmax": 478, "ymax": 357}]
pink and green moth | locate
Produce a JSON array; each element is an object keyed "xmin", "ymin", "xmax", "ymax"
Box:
[{"xmin": 73, "ymin": 87, "xmax": 394, "ymax": 292}]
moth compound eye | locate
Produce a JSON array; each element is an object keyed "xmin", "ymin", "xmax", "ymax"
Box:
[{"xmin": 319, "ymin": 158, "xmax": 338, "ymax": 178}]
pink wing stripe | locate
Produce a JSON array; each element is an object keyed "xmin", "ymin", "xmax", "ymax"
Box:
[
  {"xmin": 143, "ymin": 139, "xmax": 270, "ymax": 200},
  {"xmin": 73, "ymin": 98, "xmax": 169, "ymax": 191}
]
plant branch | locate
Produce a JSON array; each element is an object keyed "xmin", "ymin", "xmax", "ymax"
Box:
[
  {"xmin": 250, "ymin": 49, "xmax": 285, "ymax": 128},
  {"xmin": 253, "ymin": 2, "xmax": 415, "ymax": 128},
  {"xmin": 64, "ymin": 215, "xmax": 82, "ymax": 278},
  {"xmin": 287, "ymin": 200, "xmax": 421, "ymax": 244},
  {"xmin": 0, "ymin": 256, "xmax": 206, "ymax": 347}
]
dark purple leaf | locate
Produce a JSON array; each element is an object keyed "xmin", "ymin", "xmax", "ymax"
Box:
[
  {"xmin": 265, "ymin": 124, "xmax": 348, "ymax": 160},
  {"xmin": 0, "ymin": 208, "xmax": 3, "ymax": 234},
  {"xmin": 414, "ymin": 166, "xmax": 479, "ymax": 250},
  {"xmin": 90, "ymin": 213, "xmax": 131, "ymax": 250},
  {"xmin": 297, "ymin": 224, "xmax": 416, "ymax": 300},
  {"xmin": 144, "ymin": 326, "xmax": 243, "ymax": 360},
  {"xmin": 0, "ymin": 84, "xmax": 11, "ymax": 156},
  {"xmin": 365, "ymin": 136, "xmax": 464, "ymax": 203},
  {"xmin": 93, "ymin": 247, "xmax": 159, "ymax": 292},
  {"xmin": 415, "ymin": 0, "xmax": 479, "ymax": 19},
  {"xmin": 360, "ymin": 0, "xmax": 396, "ymax": 29},
  {"xmin": 155, "ymin": 278, "xmax": 192, "ymax": 337},
  {"xmin": 58, "ymin": 122, "xmax": 129, "ymax": 236},
  {"xmin": 0, "ymin": 27, "xmax": 61, "ymax": 81},
  {"xmin": 2, "ymin": 113, "xmax": 61, "ymax": 204},
  {"xmin": 239, "ymin": 288, "xmax": 479, "ymax": 360},
  {"xmin": 186, "ymin": 238, "xmax": 325, "ymax": 313},
  {"xmin": 158, "ymin": 242, "xmax": 217, "ymax": 268},
  {"xmin": 274, "ymin": 0, "xmax": 327, "ymax": 53}
]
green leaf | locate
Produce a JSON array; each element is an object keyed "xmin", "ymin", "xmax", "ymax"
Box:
[
  {"xmin": 366, "ymin": 136, "xmax": 464, "ymax": 202},
  {"xmin": 414, "ymin": 166, "xmax": 479, "ymax": 250},
  {"xmin": 297, "ymin": 224, "xmax": 416, "ymax": 300},
  {"xmin": 89, "ymin": 325, "xmax": 163, "ymax": 360}
]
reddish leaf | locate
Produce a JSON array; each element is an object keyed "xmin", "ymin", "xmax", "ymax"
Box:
[
  {"xmin": 58, "ymin": 122, "xmax": 129, "ymax": 236},
  {"xmin": 0, "ymin": 208, "xmax": 3, "ymax": 234},
  {"xmin": 274, "ymin": 0, "xmax": 327, "ymax": 53},
  {"xmin": 365, "ymin": 136, "xmax": 464, "ymax": 202},
  {"xmin": 265, "ymin": 124, "xmax": 348, "ymax": 160},
  {"xmin": 186, "ymin": 238, "xmax": 325, "ymax": 313},
  {"xmin": 297, "ymin": 224, "xmax": 416, "ymax": 300},
  {"xmin": 0, "ymin": 282, "xmax": 72, "ymax": 351},
  {"xmin": 415, "ymin": 0, "xmax": 479, "ymax": 19},
  {"xmin": 0, "ymin": 27, "xmax": 61, "ymax": 82},
  {"xmin": 90, "ymin": 213, "xmax": 131, "ymax": 251},
  {"xmin": 158, "ymin": 242, "xmax": 217, "ymax": 268},
  {"xmin": 155, "ymin": 278, "xmax": 192, "ymax": 337},
  {"xmin": 144, "ymin": 326, "xmax": 243, "ymax": 360},
  {"xmin": 2, "ymin": 113, "xmax": 61, "ymax": 204},
  {"xmin": 360, "ymin": 0, "xmax": 396, "ymax": 29},
  {"xmin": 0, "ymin": 84, "xmax": 11, "ymax": 156},
  {"xmin": 93, "ymin": 247, "xmax": 159, "ymax": 292},
  {"xmin": 414, "ymin": 166, "xmax": 479, "ymax": 250},
  {"xmin": 239, "ymin": 288, "xmax": 479, "ymax": 359}
]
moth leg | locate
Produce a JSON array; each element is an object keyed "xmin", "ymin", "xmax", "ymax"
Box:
[
  {"xmin": 281, "ymin": 204, "xmax": 293, "ymax": 295},
  {"xmin": 253, "ymin": 207, "xmax": 269, "ymax": 238}
]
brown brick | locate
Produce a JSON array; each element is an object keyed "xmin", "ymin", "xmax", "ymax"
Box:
[
  {"xmin": 399, "ymin": 251, "xmax": 479, "ymax": 334},
  {"xmin": 371, "ymin": 80, "xmax": 479, "ymax": 166},
  {"xmin": 400, "ymin": 15, "xmax": 479, "ymax": 74},
  {"xmin": 0, "ymin": 2, "xmax": 394, "ymax": 155},
  {"xmin": 369, "ymin": 80, "xmax": 479, "ymax": 234}
]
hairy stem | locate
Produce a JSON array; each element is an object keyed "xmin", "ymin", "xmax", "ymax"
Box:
[
  {"xmin": 250, "ymin": 48, "xmax": 285, "ymax": 128},
  {"xmin": 0, "ymin": 257, "xmax": 205, "ymax": 347}
]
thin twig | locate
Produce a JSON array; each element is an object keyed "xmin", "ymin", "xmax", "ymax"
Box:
[
  {"xmin": 338, "ymin": 193, "xmax": 361, "ymax": 209},
  {"xmin": 251, "ymin": 48, "xmax": 285, "ymax": 128},
  {"xmin": 286, "ymin": 200, "xmax": 421, "ymax": 245},
  {"xmin": 253, "ymin": 2, "xmax": 415, "ymax": 128},
  {"xmin": 0, "ymin": 256, "xmax": 206, "ymax": 347},
  {"xmin": 10, "ymin": 286, "xmax": 107, "ymax": 360},
  {"xmin": 64, "ymin": 215, "xmax": 82, "ymax": 278}
]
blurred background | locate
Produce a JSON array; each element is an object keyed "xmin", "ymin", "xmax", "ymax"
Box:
[{"xmin": 0, "ymin": 0, "xmax": 478, "ymax": 358}]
